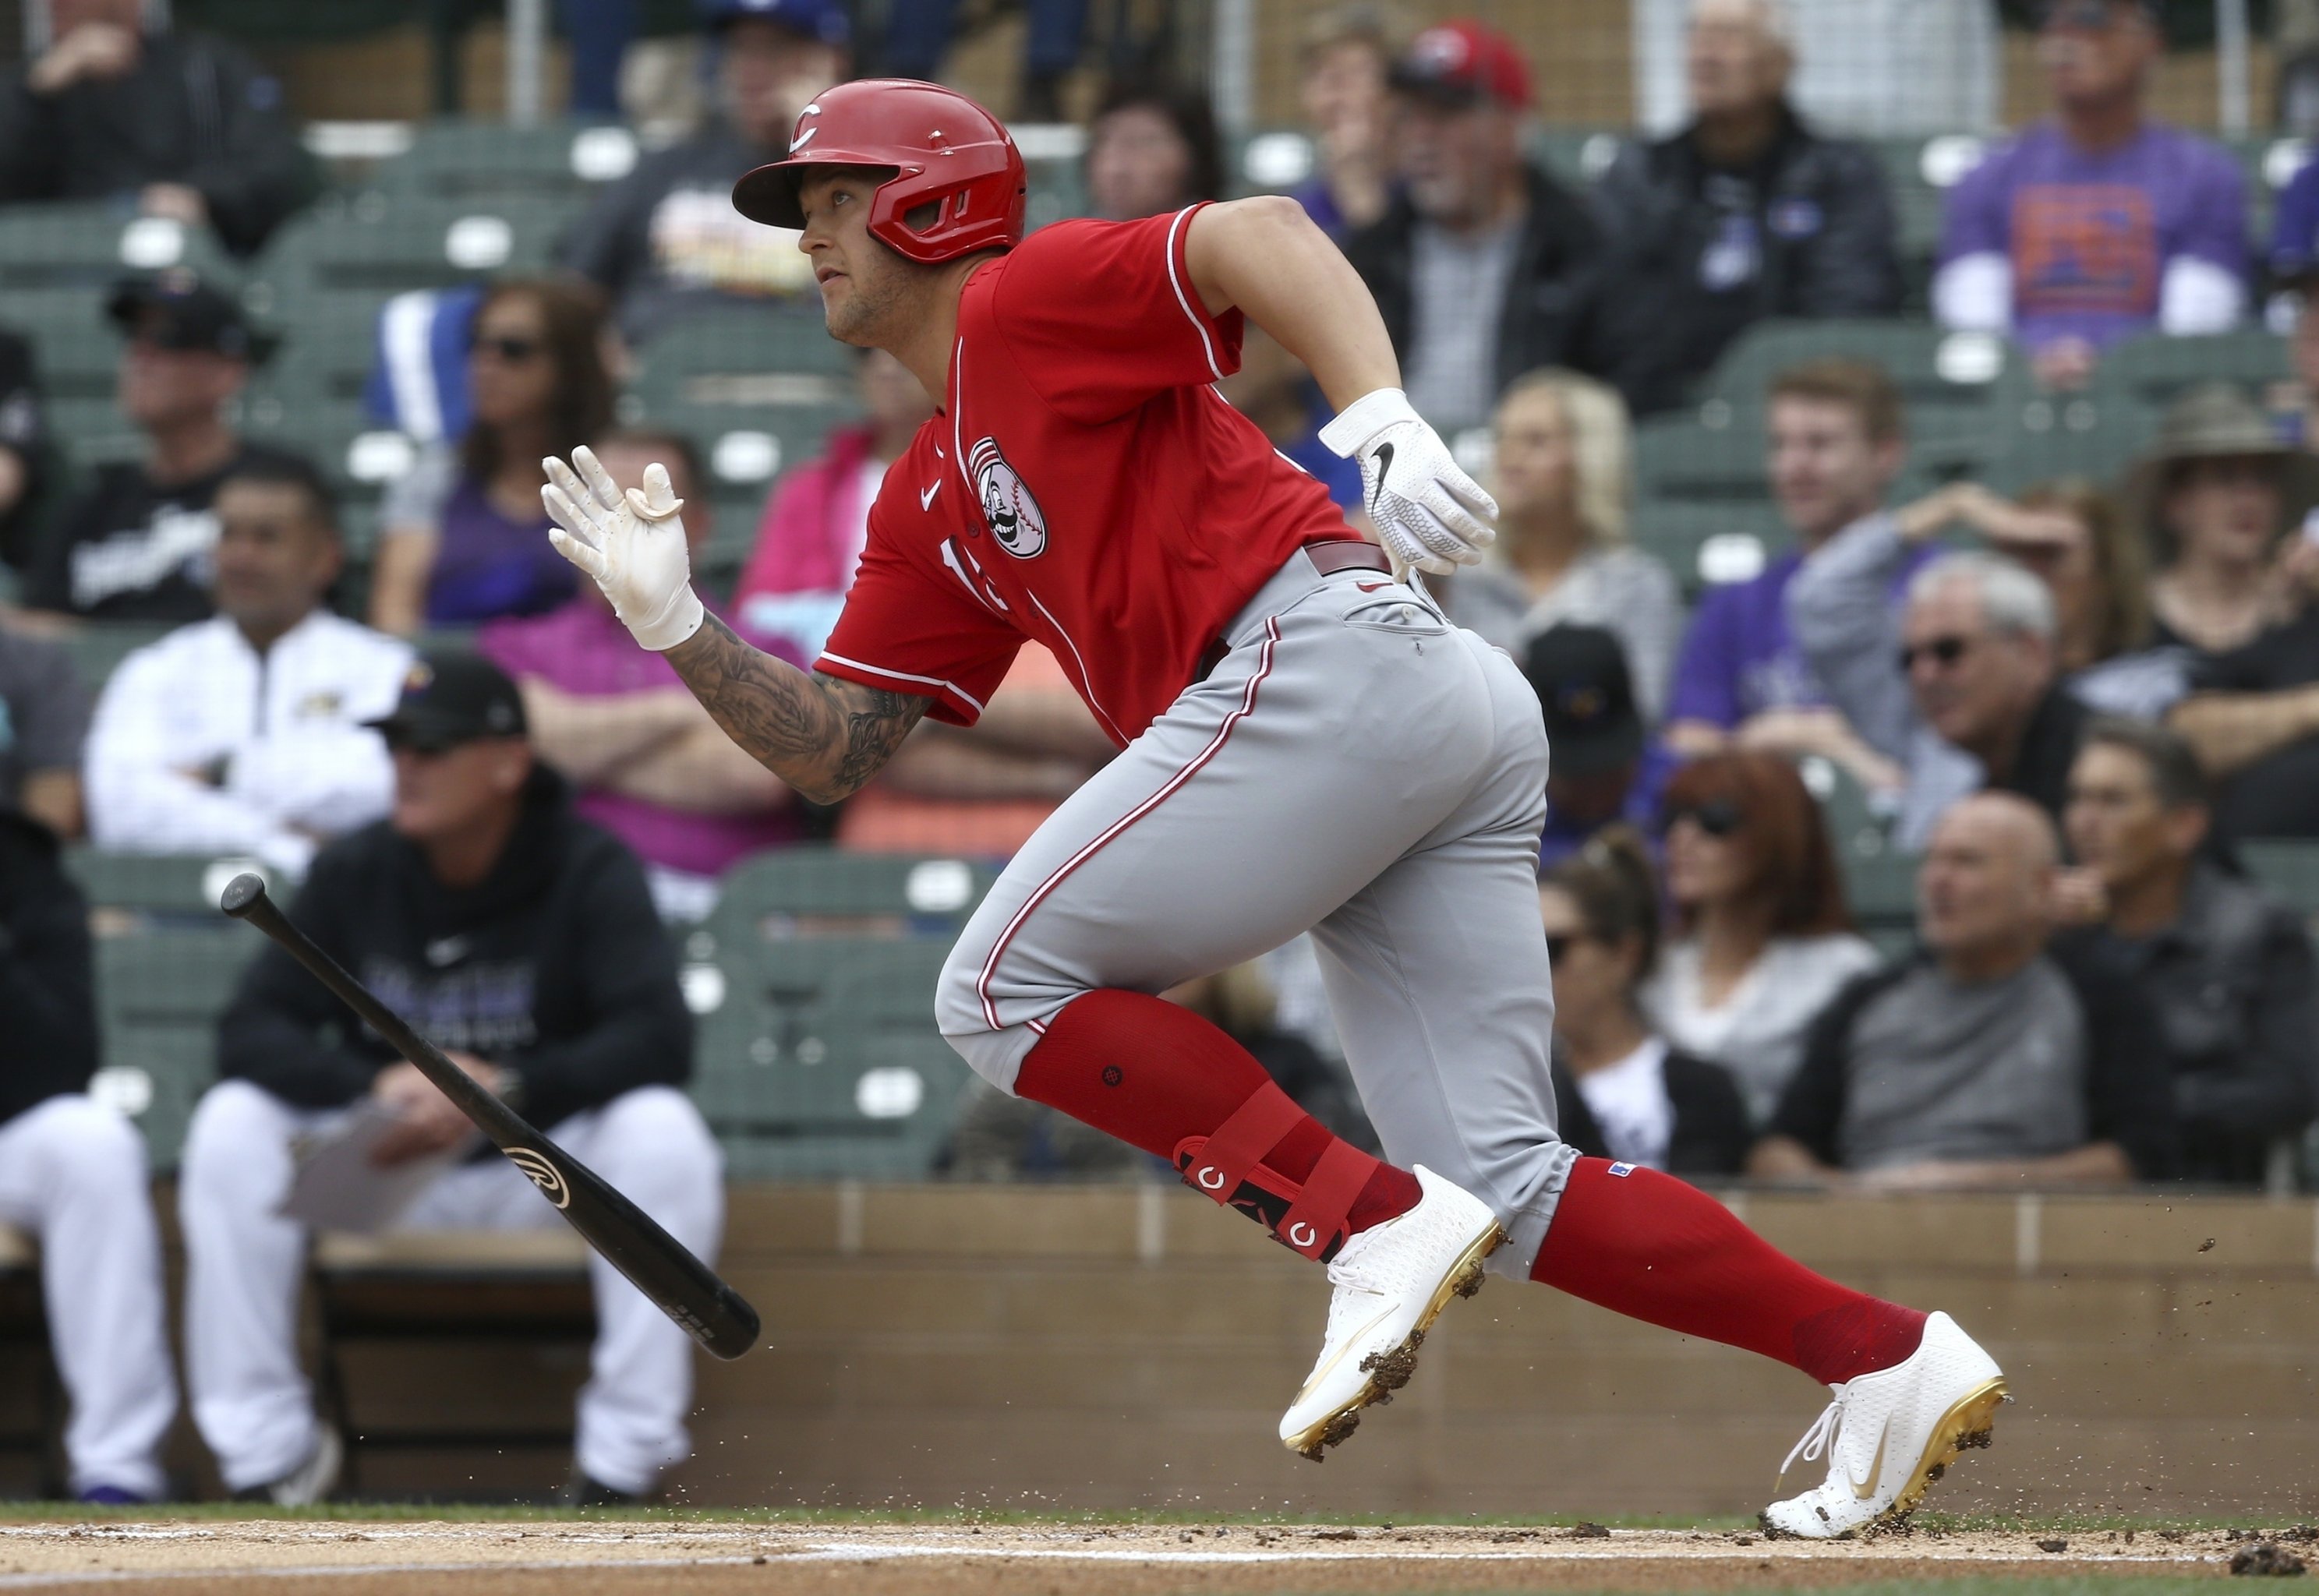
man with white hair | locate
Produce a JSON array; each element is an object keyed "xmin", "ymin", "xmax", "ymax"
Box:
[
  {"xmin": 1581, "ymin": 0, "xmax": 1900, "ymax": 416},
  {"xmin": 1796, "ymin": 542, "xmax": 2091, "ymax": 847}
]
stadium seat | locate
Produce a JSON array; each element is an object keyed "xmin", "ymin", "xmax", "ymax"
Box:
[
  {"xmin": 92, "ymin": 927, "xmax": 256, "ymax": 1169},
  {"xmin": 2098, "ymin": 330, "xmax": 2292, "ymax": 418},
  {"xmin": 57, "ymin": 623, "xmax": 175, "ymax": 694},
  {"xmin": 372, "ymin": 118, "xmax": 645, "ymax": 206},
  {"xmin": 1982, "ymin": 368, "xmax": 2156, "ymax": 493},
  {"xmin": 683, "ymin": 849, "xmax": 989, "ymax": 1177},
  {"xmin": 66, "ymin": 849, "xmax": 278, "ymax": 921},
  {"xmin": 2236, "ymin": 841, "xmax": 2319, "ymax": 934},
  {"xmin": 625, "ymin": 307, "xmax": 865, "ymax": 575},
  {"xmin": 1874, "ymin": 133, "xmax": 1988, "ymax": 306},
  {"xmin": 1689, "ymin": 320, "xmax": 2010, "ymax": 478}
]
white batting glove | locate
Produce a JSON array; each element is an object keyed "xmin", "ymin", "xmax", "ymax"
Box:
[
  {"xmin": 540, "ymin": 445, "xmax": 705, "ymax": 651},
  {"xmin": 1320, "ymin": 388, "xmax": 1497, "ymax": 576}
]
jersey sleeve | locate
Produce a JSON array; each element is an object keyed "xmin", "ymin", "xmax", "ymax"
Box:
[
  {"xmin": 815, "ymin": 494, "xmax": 1023, "ymax": 728},
  {"xmin": 986, "ymin": 207, "xmax": 1246, "ymax": 423}
]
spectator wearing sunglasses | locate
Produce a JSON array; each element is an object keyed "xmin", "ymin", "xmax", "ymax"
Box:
[
  {"xmin": 1540, "ymin": 827, "xmax": 1752, "ymax": 1178},
  {"xmin": 1643, "ymin": 750, "xmax": 1879, "ymax": 1123},
  {"xmin": 1803, "ymin": 548, "xmax": 2090, "ymax": 850},
  {"xmin": 1752, "ymin": 793, "xmax": 2176, "ymax": 1191},
  {"xmin": 1933, "ymin": 0, "xmax": 2247, "ymax": 390},
  {"xmin": 369, "ymin": 281, "xmax": 615, "ymax": 637}
]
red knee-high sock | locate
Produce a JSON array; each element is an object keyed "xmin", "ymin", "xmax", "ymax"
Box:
[
  {"xmin": 1531, "ymin": 1158, "xmax": 1926, "ymax": 1386},
  {"xmin": 1015, "ymin": 989, "xmax": 1419, "ymax": 1259}
]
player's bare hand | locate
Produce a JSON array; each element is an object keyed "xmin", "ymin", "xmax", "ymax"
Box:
[
  {"xmin": 1319, "ymin": 388, "xmax": 1497, "ymax": 576},
  {"xmin": 369, "ymin": 1055, "xmax": 498, "ymax": 1167},
  {"xmin": 542, "ymin": 444, "xmax": 705, "ymax": 651}
]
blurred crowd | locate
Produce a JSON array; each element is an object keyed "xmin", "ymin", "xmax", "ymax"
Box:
[{"xmin": 3, "ymin": 0, "xmax": 2319, "ymax": 1508}]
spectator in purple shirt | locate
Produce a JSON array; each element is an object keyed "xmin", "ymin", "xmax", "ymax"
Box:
[
  {"xmin": 370, "ymin": 279, "xmax": 616, "ymax": 634},
  {"xmin": 479, "ymin": 430, "xmax": 797, "ymax": 921},
  {"xmin": 1664, "ymin": 358, "xmax": 1925, "ymax": 796},
  {"xmin": 1933, "ymin": 0, "xmax": 2247, "ymax": 390}
]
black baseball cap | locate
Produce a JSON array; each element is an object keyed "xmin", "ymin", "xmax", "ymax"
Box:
[
  {"xmin": 366, "ymin": 653, "xmax": 529, "ymax": 752},
  {"xmin": 106, "ymin": 269, "xmax": 274, "ymax": 362},
  {"xmin": 1522, "ymin": 625, "xmax": 1643, "ymax": 779}
]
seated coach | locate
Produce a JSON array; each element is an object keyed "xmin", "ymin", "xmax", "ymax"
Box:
[{"xmin": 177, "ymin": 652, "xmax": 718, "ymax": 1506}]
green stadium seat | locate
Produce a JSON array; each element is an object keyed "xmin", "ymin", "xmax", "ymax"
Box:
[
  {"xmin": 1689, "ymin": 320, "xmax": 2010, "ymax": 477},
  {"xmin": 249, "ymin": 190, "xmax": 576, "ymax": 305},
  {"xmin": 625, "ymin": 307, "xmax": 864, "ymax": 549},
  {"xmin": 2237, "ymin": 841, "xmax": 2319, "ymax": 934},
  {"xmin": 682, "ymin": 848, "xmax": 990, "ymax": 1177},
  {"xmin": 1873, "ymin": 133, "xmax": 1988, "ymax": 306},
  {"xmin": 373, "ymin": 119, "xmax": 645, "ymax": 207},
  {"xmin": 0, "ymin": 203, "xmax": 239, "ymax": 293},
  {"xmin": 1982, "ymin": 369, "xmax": 2155, "ymax": 493},
  {"xmin": 1840, "ymin": 848, "xmax": 1920, "ymax": 960},
  {"xmin": 66, "ymin": 850, "xmax": 281, "ymax": 920},
  {"xmin": 92, "ymin": 927, "xmax": 255, "ymax": 1168},
  {"xmin": 1530, "ymin": 127, "xmax": 1624, "ymax": 189},
  {"xmin": 2098, "ymin": 330, "xmax": 2292, "ymax": 418},
  {"xmin": 57, "ymin": 623, "xmax": 175, "ymax": 692}
]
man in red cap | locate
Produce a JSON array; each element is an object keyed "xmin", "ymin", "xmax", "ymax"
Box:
[
  {"xmin": 536, "ymin": 76, "xmax": 2009, "ymax": 1536},
  {"xmin": 1340, "ymin": 19, "xmax": 1606, "ymax": 438}
]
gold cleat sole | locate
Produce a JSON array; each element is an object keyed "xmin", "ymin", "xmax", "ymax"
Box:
[
  {"xmin": 1282, "ymin": 1223, "xmax": 1507, "ymax": 1462},
  {"xmin": 1883, "ymin": 1375, "xmax": 2009, "ymax": 1525}
]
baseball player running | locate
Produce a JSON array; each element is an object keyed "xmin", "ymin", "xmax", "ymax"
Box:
[{"xmin": 540, "ymin": 79, "xmax": 2006, "ymax": 1534}]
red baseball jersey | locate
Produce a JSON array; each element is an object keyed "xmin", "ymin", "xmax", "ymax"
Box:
[{"xmin": 813, "ymin": 205, "xmax": 1352, "ymax": 745}]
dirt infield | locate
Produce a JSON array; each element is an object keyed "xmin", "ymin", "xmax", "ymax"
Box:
[{"xmin": 0, "ymin": 1520, "xmax": 2271, "ymax": 1594}]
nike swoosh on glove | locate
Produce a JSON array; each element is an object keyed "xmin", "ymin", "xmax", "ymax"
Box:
[
  {"xmin": 541, "ymin": 444, "xmax": 706, "ymax": 651},
  {"xmin": 1319, "ymin": 388, "xmax": 1497, "ymax": 576}
]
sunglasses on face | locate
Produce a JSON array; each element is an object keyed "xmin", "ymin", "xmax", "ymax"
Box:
[
  {"xmin": 1543, "ymin": 932, "xmax": 1589, "ymax": 964},
  {"xmin": 1663, "ymin": 798, "xmax": 1745, "ymax": 839},
  {"xmin": 469, "ymin": 333, "xmax": 543, "ymax": 363},
  {"xmin": 1899, "ymin": 634, "xmax": 1976, "ymax": 672}
]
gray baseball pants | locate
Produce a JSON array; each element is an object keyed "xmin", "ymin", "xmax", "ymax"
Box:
[{"xmin": 935, "ymin": 549, "xmax": 1577, "ymax": 1275}]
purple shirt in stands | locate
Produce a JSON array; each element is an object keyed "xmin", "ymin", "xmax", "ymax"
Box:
[
  {"xmin": 1939, "ymin": 121, "xmax": 2247, "ymax": 351},
  {"xmin": 426, "ymin": 476, "xmax": 577, "ymax": 625},
  {"xmin": 1667, "ymin": 541, "xmax": 1935, "ymax": 731},
  {"xmin": 479, "ymin": 599, "xmax": 804, "ymax": 877}
]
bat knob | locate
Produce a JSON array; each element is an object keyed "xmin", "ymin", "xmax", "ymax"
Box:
[{"xmin": 218, "ymin": 872, "xmax": 270, "ymax": 919}]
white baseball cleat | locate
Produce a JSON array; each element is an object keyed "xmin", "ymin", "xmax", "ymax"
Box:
[
  {"xmin": 1761, "ymin": 1311, "xmax": 2008, "ymax": 1539},
  {"xmin": 1278, "ymin": 1164, "xmax": 1504, "ymax": 1460}
]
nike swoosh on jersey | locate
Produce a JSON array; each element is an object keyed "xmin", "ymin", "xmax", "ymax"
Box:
[
  {"xmin": 1847, "ymin": 1421, "xmax": 1891, "ymax": 1499},
  {"xmin": 1356, "ymin": 581, "xmax": 1393, "ymax": 592},
  {"xmin": 921, "ymin": 480, "xmax": 942, "ymax": 510}
]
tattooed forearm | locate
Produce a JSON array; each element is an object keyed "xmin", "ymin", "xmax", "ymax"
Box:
[{"xmin": 663, "ymin": 613, "xmax": 931, "ymax": 803}]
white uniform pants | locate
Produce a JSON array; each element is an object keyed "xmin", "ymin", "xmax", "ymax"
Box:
[
  {"xmin": 179, "ymin": 1080, "xmax": 723, "ymax": 1496},
  {"xmin": 0, "ymin": 1094, "xmax": 179, "ymax": 1499}
]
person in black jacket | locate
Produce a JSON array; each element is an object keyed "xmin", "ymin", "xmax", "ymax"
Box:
[
  {"xmin": 1540, "ymin": 826, "xmax": 1753, "ymax": 1180},
  {"xmin": 1578, "ymin": 0, "xmax": 1900, "ymax": 416},
  {"xmin": 0, "ymin": 0, "xmax": 315, "ymax": 256},
  {"xmin": 0, "ymin": 814, "xmax": 179, "ymax": 1502},
  {"xmin": 1751, "ymin": 793, "xmax": 2177, "ymax": 1189},
  {"xmin": 2058, "ymin": 718, "xmax": 2317, "ymax": 1187},
  {"xmin": 178, "ymin": 653, "xmax": 718, "ymax": 1508},
  {"xmin": 1338, "ymin": 19, "xmax": 1604, "ymax": 437}
]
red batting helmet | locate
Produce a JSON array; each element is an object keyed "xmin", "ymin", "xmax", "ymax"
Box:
[{"xmin": 731, "ymin": 79, "xmax": 1027, "ymax": 263}]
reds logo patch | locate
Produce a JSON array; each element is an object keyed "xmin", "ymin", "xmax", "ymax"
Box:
[{"xmin": 969, "ymin": 437, "xmax": 1047, "ymax": 559}]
